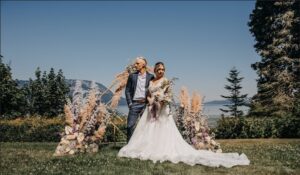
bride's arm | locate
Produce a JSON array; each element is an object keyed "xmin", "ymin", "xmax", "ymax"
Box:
[{"xmin": 146, "ymin": 89, "xmax": 154, "ymax": 106}]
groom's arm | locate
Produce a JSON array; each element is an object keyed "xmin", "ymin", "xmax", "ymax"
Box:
[{"xmin": 125, "ymin": 74, "xmax": 133, "ymax": 108}]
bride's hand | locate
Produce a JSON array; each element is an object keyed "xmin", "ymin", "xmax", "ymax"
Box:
[
  {"xmin": 159, "ymin": 101, "xmax": 164, "ymax": 107},
  {"xmin": 147, "ymin": 96, "xmax": 154, "ymax": 105}
]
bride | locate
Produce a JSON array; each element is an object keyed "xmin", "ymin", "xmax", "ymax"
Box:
[{"xmin": 118, "ymin": 62, "xmax": 250, "ymax": 168}]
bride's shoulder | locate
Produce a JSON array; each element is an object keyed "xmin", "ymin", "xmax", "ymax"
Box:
[
  {"xmin": 149, "ymin": 79, "xmax": 155, "ymax": 86},
  {"xmin": 161, "ymin": 77, "xmax": 169, "ymax": 82}
]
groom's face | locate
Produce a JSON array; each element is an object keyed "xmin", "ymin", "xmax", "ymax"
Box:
[{"xmin": 134, "ymin": 59, "xmax": 146, "ymax": 71}]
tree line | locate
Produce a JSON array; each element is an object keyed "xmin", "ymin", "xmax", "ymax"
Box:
[{"xmin": 0, "ymin": 55, "xmax": 70, "ymax": 118}]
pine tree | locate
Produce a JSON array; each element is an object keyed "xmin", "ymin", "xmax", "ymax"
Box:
[
  {"xmin": 45, "ymin": 68, "xmax": 58, "ymax": 116},
  {"xmin": 24, "ymin": 67, "xmax": 70, "ymax": 117},
  {"xmin": 0, "ymin": 55, "xmax": 26, "ymax": 118},
  {"xmin": 291, "ymin": 1, "xmax": 300, "ymax": 117},
  {"xmin": 55, "ymin": 69, "xmax": 70, "ymax": 114},
  {"xmin": 23, "ymin": 68, "xmax": 47, "ymax": 116},
  {"xmin": 248, "ymin": 0, "xmax": 300, "ymax": 117},
  {"xmin": 35, "ymin": 68, "xmax": 47, "ymax": 115},
  {"xmin": 42, "ymin": 68, "xmax": 69, "ymax": 117},
  {"xmin": 220, "ymin": 67, "xmax": 248, "ymax": 117}
]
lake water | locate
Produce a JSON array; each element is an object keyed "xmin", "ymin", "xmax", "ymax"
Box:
[
  {"xmin": 117, "ymin": 104, "xmax": 249, "ymax": 127},
  {"xmin": 117, "ymin": 104, "xmax": 249, "ymax": 121}
]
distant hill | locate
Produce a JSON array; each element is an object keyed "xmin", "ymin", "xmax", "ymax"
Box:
[
  {"xmin": 16, "ymin": 79, "xmax": 127, "ymax": 106},
  {"xmin": 204, "ymin": 98, "xmax": 251, "ymax": 105},
  {"xmin": 204, "ymin": 100, "xmax": 232, "ymax": 105}
]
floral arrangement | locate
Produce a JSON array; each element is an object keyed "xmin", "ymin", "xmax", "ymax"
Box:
[
  {"xmin": 53, "ymin": 81, "xmax": 111, "ymax": 156},
  {"xmin": 148, "ymin": 78, "xmax": 177, "ymax": 120},
  {"xmin": 173, "ymin": 87, "xmax": 222, "ymax": 153}
]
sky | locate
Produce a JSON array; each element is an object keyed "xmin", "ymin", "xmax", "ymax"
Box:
[{"xmin": 1, "ymin": 1, "xmax": 260, "ymax": 102}]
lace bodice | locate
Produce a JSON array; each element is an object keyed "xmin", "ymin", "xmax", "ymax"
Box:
[
  {"xmin": 148, "ymin": 77, "xmax": 172, "ymax": 102},
  {"xmin": 148, "ymin": 77, "xmax": 168, "ymax": 97}
]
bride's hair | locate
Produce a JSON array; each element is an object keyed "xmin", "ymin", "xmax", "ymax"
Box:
[{"xmin": 154, "ymin": 62, "xmax": 165, "ymax": 72}]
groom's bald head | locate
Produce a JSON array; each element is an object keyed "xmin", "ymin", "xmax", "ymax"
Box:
[
  {"xmin": 135, "ymin": 56, "xmax": 147, "ymax": 72},
  {"xmin": 136, "ymin": 56, "xmax": 147, "ymax": 67}
]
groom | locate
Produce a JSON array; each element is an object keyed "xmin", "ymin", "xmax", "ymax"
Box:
[{"xmin": 125, "ymin": 57, "xmax": 154, "ymax": 142}]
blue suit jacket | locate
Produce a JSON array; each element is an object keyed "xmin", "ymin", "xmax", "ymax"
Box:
[{"xmin": 125, "ymin": 71, "xmax": 154, "ymax": 106}]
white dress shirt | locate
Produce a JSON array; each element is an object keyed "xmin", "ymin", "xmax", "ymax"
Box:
[{"xmin": 133, "ymin": 72, "xmax": 146, "ymax": 100}]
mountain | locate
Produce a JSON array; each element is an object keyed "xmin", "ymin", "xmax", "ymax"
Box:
[
  {"xmin": 204, "ymin": 98, "xmax": 251, "ymax": 105},
  {"xmin": 204, "ymin": 100, "xmax": 232, "ymax": 105},
  {"xmin": 16, "ymin": 79, "xmax": 127, "ymax": 106}
]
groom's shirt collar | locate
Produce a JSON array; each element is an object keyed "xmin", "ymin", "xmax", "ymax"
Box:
[{"xmin": 138, "ymin": 71, "xmax": 146, "ymax": 78}]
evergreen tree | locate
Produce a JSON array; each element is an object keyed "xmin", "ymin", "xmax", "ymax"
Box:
[
  {"xmin": 45, "ymin": 68, "xmax": 57, "ymax": 116},
  {"xmin": 34, "ymin": 68, "xmax": 47, "ymax": 114},
  {"xmin": 291, "ymin": 1, "xmax": 300, "ymax": 117},
  {"xmin": 55, "ymin": 69, "xmax": 70, "ymax": 114},
  {"xmin": 248, "ymin": 0, "xmax": 300, "ymax": 117},
  {"xmin": 24, "ymin": 67, "xmax": 48, "ymax": 115},
  {"xmin": 0, "ymin": 55, "xmax": 26, "ymax": 118},
  {"xmin": 43, "ymin": 68, "xmax": 69, "ymax": 117},
  {"xmin": 23, "ymin": 79, "xmax": 34, "ymax": 114},
  {"xmin": 24, "ymin": 67, "xmax": 70, "ymax": 117},
  {"xmin": 220, "ymin": 67, "xmax": 248, "ymax": 117}
]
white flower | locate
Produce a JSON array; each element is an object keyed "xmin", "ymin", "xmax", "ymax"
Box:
[
  {"xmin": 196, "ymin": 133, "xmax": 203, "ymax": 137},
  {"xmin": 61, "ymin": 138, "xmax": 70, "ymax": 145},
  {"xmin": 66, "ymin": 134, "xmax": 76, "ymax": 140},
  {"xmin": 211, "ymin": 140, "xmax": 216, "ymax": 146},
  {"xmin": 205, "ymin": 136, "xmax": 211, "ymax": 143},
  {"xmin": 65, "ymin": 126, "xmax": 73, "ymax": 135},
  {"xmin": 195, "ymin": 121, "xmax": 200, "ymax": 131},
  {"xmin": 77, "ymin": 132, "xmax": 85, "ymax": 143},
  {"xmin": 216, "ymin": 149, "xmax": 222, "ymax": 153}
]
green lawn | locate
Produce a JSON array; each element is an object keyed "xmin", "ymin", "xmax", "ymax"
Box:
[{"xmin": 0, "ymin": 139, "xmax": 299, "ymax": 175}]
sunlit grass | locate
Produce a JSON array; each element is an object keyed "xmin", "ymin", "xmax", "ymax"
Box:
[{"xmin": 0, "ymin": 139, "xmax": 299, "ymax": 175}]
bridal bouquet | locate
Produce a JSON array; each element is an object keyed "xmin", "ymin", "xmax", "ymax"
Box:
[{"xmin": 148, "ymin": 78, "xmax": 177, "ymax": 120}]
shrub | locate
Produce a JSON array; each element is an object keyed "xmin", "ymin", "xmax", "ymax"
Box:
[
  {"xmin": 0, "ymin": 115, "xmax": 127, "ymax": 142},
  {"xmin": 215, "ymin": 116, "xmax": 300, "ymax": 139},
  {"xmin": 0, "ymin": 116, "xmax": 64, "ymax": 142}
]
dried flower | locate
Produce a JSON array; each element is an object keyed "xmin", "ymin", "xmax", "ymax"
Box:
[
  {"xmin": 94, "ymin": 126, "xmax": 106, "ymax": 140},
  {"xmin": 64, "ymin": 103, "xmax": 73, "ymax": 126},
  {"xmin": 54, "ymin": 81, "xmax": 114, "ymax": 156},
  {"xmin": 191, "ymin": 92, "xmax": 202, "ymax": 113},
  {"xmin": 180, "ymin": 87, "xmax": 190, "ymax": 110},
  {"xmin": 174, "ymin": 87, "xmax": 221, "ymax": 152}
]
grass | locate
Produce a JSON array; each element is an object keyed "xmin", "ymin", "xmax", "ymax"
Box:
[{"xmin": 0, "ymin": 139, "xmax": 299, "ymax": 175}]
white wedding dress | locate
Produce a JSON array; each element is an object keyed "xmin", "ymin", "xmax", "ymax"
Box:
[{"xmin": 118, "ymin": 78, "xmax": 250, "ymax": 168}]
